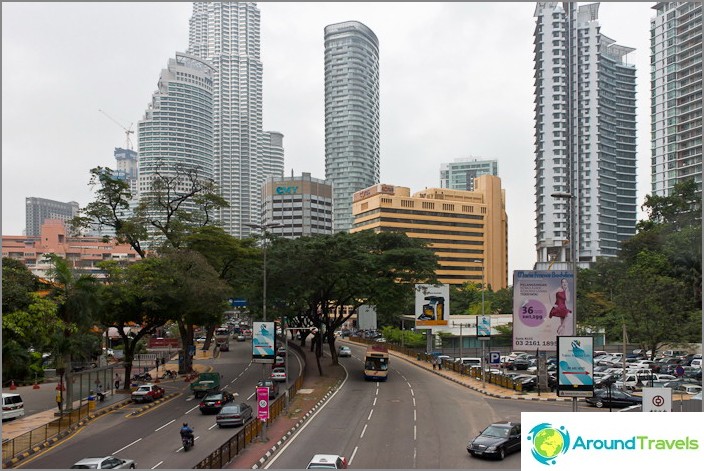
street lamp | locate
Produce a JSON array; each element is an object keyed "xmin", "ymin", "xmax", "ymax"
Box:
[{"xmin": 471, "ymin": 258, "xmax": 486, "ymax": 390}]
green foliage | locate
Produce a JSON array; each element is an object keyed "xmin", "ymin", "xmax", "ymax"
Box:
[{"xmin": 381, "ymin": 326, "xmax": 426, "ymax": 348}]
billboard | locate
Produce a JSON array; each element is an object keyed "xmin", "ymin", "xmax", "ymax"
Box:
[
  {"xmin": 252, "ymin": 321, "xmax": 275, "ymax": 363},
  {"xmin": 357, "ymin": 305, "xmax": 377, "ymax": 331},
  {"xmin": 414, "ymin": 284, "xmax": 449, "ymax": 327},
  {"xmin": 557, "ymin": 336, "xmax": 594, "ymax": 397},
  {"xmin": 476, "ymin": 315, "xmax": 491, "ymax": 338},
  {"xmin": 256, "ymin": 386, "xmax": 270, "ymax": 420},
  {"xmin": 512, "ymin": 270, "xmax": 575, "ymax": 351}
]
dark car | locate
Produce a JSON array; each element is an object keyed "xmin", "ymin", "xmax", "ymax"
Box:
[
  {"xmin": 257, "ymin": 379, "xmax": 279, "ymax": 399},
  {"xmin": 511, "ymin": 356, "xmax": 531, "ymax": 370},
  {"xmin": 215, "ymin": 403, "xmax": 253, "ymax": 427},
  {"xmin": 585, "ymin": 388, "xmax": 642, "ymax": 408},
  {"xmin": 199, "ymin": 391, "xmax": 235, "ymax": 414},
  {"xmin": 467, "ymin": 421, "xmax": 521, "ymax": 460},
  {"xmin": 218, "ymin": 342, "xmax": 229, "ymax": 352}
]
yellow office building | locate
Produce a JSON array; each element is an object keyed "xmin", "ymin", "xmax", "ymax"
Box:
[{"xmin": 351, "ymin": 175, "xmax": 508, "ymax": 289}]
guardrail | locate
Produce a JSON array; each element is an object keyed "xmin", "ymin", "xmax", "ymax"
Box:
[{"xmin": 193, "ymin": 340, "xmax": 307, "ymax": 469}]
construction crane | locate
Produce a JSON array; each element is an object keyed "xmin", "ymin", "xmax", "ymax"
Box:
[{"xmin": 98, "ymin": 109, "xmax": 134, "ymax": 150}]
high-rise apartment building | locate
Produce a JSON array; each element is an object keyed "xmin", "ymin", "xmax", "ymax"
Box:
[
  {"xmin": 25, "ymin": 197, "xmax": 79, "ymax": 236},
  {"xmin": 188, "ymin": 2, "xmax": 282, "ymax": 238},
  {"xmin": 138, "ymin": 52, "xmax": 215, "ymax": 219},
  {"xmin": 440, "ymin": 158, "xmax": 499, "ymax": 191},
  {"xmin": 114, "ymin": 147, "xmax": 139, "ymax": 197},
  {"xmin": 650, "ymin": 2, "xmax": 702, "ymax": 196},
  {"xmin": 533, "ymin": 2, "xmax": 637, "ymax": 270},
  {"xmin": 324, "ymin": 21, "xmax": 380, "ymax": 233},
  {"xmin": 261, "ymin": 131, "xmax": 285, "ymax": 181},
  {"xmin": 351, "ymin": 176, "xmax": 508, "ymax": 289}
]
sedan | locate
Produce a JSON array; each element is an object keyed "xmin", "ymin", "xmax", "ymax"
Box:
[
  {"xmin": 71, "ymin": 456, "xmax": 136, "ymax": 469},
  {"xmin": 236, "ymin": 334, "xmax": 246, "ymax": 342},
  {"xmin": 467, "ymin": 421, "xmax": 521, "ymax": 460},
  {"xmin": 199, "ymin": 391, "xmax": 235, "ymax": 414},
  {"xmin": 215, "ymin": 403, "xmax": 253, "ymax": 427},
  {"xmin": 274, "ymin": 355, "xmax": 286, "ymax": 367},
  {"xmin": 271, "ymin": 367, "xmax": 287, "ymax": 382},
  {"xmin": 584, "ymin": 388, "xmax": 642, "ymax": 409},
  {"xmin": 257, "ymin": 379, "xmax": 280, "ymax": 399},
  {"xmin": 338, "ymin": 346, "xmax": 352, "ymax": 358}
]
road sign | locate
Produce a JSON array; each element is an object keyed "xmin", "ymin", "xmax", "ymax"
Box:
[
  {"xmin": 257, "ymin": 387, "xmax": 269, "ymax": 420},
  {"xmin": 675, "ymin": 365, "xmax": 685, "ymax": 377},
  {"xmin": 642, "ymin": 387, "xmax": 672, "ymax": 412},
  {"xmin": 489, "ymin": 351, "xmax": 501, "ymax": 365}
]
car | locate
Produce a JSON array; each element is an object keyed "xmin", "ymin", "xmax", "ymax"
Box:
[
  {"xmin": 674, "ymin": 384, "xmax": 702, "ymax": 395},
  {"xmin": 271, "ymin": 367, "xmax": 287, "ymax": 382},
  {"xmin": 306, "ymin": 454, "xmax": 348, "ymax": 469},
  {"xmin": 236, "ymin": 334, "xmax": 246, "ymax": 342},
  {"xmin": 195, "ymin": 337, "xmax": 206, "ymax": 343},
  {"xmin": 274, "ymin": 355, "xmax": 286, "ymax": 367},
  {"xmin": 2, "ymin": 393, "xmax": 25, "ymax": 421},
  {"xmin": 338, "ymin": 346, "xmax": 352, "ymax": 358},
  {"xmin": 510, "ymin": 357, "xmax": 531, "ymax": 370},
  {"xmin": 130, "ymin": 384, "xmax": 165, "ymax": 403},
  {"xmin": 467, "ymin": 421, "xmax": 521, "ymax": 460},
  {"xmin": 215, "ymin": 402, "xmax": 253, "ymax": 427},
  {"xmin": 375, "ymin": 337, "xmax": 387, "ymax": 343},
  {"xmin": 257, "ymin": 379, "xmax": 280, "ymax": 399},
  {"xmin": 199, "ymin": 391, "xmax": 235, "ymax": 414},
  {"xmin": 218, "ymin": 342, "xmax": 229, "ymax": 352},
  {"xmin": 585, "ymin": 388, "xmax": 643, "ymax": 408},
  {"xmin": 70, "ymin": 456, "xmax": 136, "ymax": 469},
  {"xmin": 277, "ymin": 346, "xmax": 287, "ymax": 357}
]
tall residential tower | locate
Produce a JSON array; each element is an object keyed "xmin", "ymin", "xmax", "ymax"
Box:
[
  {"xmin": 324, "ymin": 21, "xmax": 380, "ymax": 233},
  {"xmin": 533, "ymin": 2, "xmax": 637, "ymax": 269}
]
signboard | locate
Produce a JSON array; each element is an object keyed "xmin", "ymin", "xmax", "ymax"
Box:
[
  {"xmin": 256, "ymin": 387, "xmax": 269, "ymax": 420},
  {"xmin": 357, "ymin": 305, "xmax": 378, "ymax": 331},
  {"xmin": 414, "ymin": 284, "xmax": 449, "ymax": 327},
  {"xmin": 229, "ymin": 298, "xmax": 247, "ymax": 307},
  {"xmin": 642, "ymin": 387, "xmax": 672, "ymax": 412},
  {"xmin": 476, "ymin": 315, "xmax": 491, "ymax": 338},
  {"xmin": 252, "ymin": 322, "xmax": 276, "ymax": 363},
  {"xmin": 512, "ymin": 270, "xmax": 575, "ymax": 351},
  {"xmin": 556, "ymin": 336, "xmax": 594, "ymax": 397},
  {"xmin": 489, "ymin": 351, "xmax": 501, "ymax": 365}
]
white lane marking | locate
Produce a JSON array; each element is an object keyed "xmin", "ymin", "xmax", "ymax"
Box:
[
  {"xmin": 360, "ymin": 423, "xmax": 368, "ymax": 439},
  {"xmin": 412, "ymin": 397, "xmax": 416, "ymax": 407},
  {"xmin": 349, "ymin": 446, "xmax": 359, "ymax": 465},
  {"xmin": 414, "ymin": 425, "xmax": 417, "ymax": 440},
  {"xmin": 185, "ymin": 405, "xmax": 200, "ymax": 414},
  {"xmin": 209, "ymin": 422, "xmax": 218, "ymax": 430},
  {"xmin": 410, "ymin": 389, "xmax": 414, "ymax": 397},
  {"xmin": 414, "ymin": 410, "xmax": 416, "ymax": 422},
  {"xmin": 367, "ymin": 409, "xmax": 373, "ymax": 421},
  {"xmin": 154, "ymin": 419, "xmax": 175, "ymax": 432},
  {"xmin": 151, "ymin": 461, "xmax": 163, "ymax": 469},
  {"xmin": 373, "ymin": 397, "xmax": 377, "ymax": 406},
  {"xmin": 113, "ymin": 438, "xmax": 142, "ymax": 454},
  {"xmin": 407, "ymin": 382, "xmax": 412, "ymax": 388},
  {"xmin": 247, "ymin": 392, "xmax": 255, "ymax": 400}
]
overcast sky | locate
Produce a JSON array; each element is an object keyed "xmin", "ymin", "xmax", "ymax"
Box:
[{"xmin": 2, "ymin": 2, "xmax": 655, "ymax": 276}]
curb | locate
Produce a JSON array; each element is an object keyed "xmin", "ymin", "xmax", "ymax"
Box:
[{"xmin": 251, "ymin": 381, "xmax": 342, "ymax": 469}]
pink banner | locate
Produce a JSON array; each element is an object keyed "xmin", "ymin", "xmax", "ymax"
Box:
[{"xmin": 256, "ymin": 386, "xmax": 269, "ymax": 420}]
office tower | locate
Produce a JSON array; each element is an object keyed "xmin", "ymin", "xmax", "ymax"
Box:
[
  {"xmin": 137, "ymin": 52, "xmax": 215, "ymax": 218},
  {"xmin": 261, "ymin": 132, "xmax": 285, "ymax": 181},
  {"xmin": 114, "ymin": 147, "xmax": 139, "ymax": 197},
  {"xmin": 440, "ymin": 158, "xmax": 499, "ymax": 191},
  {"xmin": 351, "ymin": 176, "xmax": 508, "ymax": 289},
  {"xmin": 650, "ymin": 2, "xmax": 702, "ymax": 196},
  {"xmin": 324, "ymin": 21, "xmax": 380, "ymax": 233},
  {"xmin": 533, "ymin": 2, "xmax": 637, "ymax": 269},
  {"xmin": 188, "ymin": 2, "xmax": 270, "ymax": 238},
  {"xmin": 25, "ymin": 197, "xmax": 79, "ymax": 236},
  {"xmin": 262, "ymin": 172, "xmax": 333, "ymax": 238}
]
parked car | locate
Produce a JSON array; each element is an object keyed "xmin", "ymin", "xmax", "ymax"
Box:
[
  {"xmin": 257, "ymin": 379, "xmax": 279, "ymax": 399},
  {"xmin": 467, "ymin": 421, "xmax": 521, "ymax": 460},
  {"xmin": 511, "ymin": 356, "xmax": 531, "ymax": 371},
  {"xmin": 215, "ymin": 402, "xmax": 253, "ymax": 427},
  {"xmin": 674, "ymin": 384, "xmax": 702, "ymax": 395},
  {"xmin": 2, "ymin": 393, "xmax": 25, "ymax": 421},
  {"xmin": 271, "ymin": 367, "xmax": 287, "ymax": 382},
  {"xmin": 199, "ymin": 391, "xmax": 235, "ymax": 414},
  {"xmin": 306, "ymin": 454, "xmax": 348, "ymax": 469},
  {"xmin": 130, "ymin": 384, "xmax": 165, "ymax": 403},
  {"xmin": 585, "ymin": 388, "xmax": 642, "ymax": 409},
  {"xmin": 338, "ymin": 346, "xmax": 352, "ymax": 358},
  {"xmin": 70, "ymin": 456, "xmax": 136, "ymax": 469}
]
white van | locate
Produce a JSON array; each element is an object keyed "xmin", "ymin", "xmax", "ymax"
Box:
[{"xmin": 2, "ymin": 393, "xmax": 25, "ymax": 421}]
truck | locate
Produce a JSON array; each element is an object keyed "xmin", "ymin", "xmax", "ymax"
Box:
[{"xmin": 190, "ymin": 372, "xmax": 221, "ymax": 398}]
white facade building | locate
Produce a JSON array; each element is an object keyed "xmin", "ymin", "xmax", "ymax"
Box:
[
  {"xmin": 533, "ymin": 2, "xmax": 637, "ymax": 269},
  {"xmin": 324, "ymin": 21, "xmax": 380, "ymax": 233},
  {"xmin": 261, "ymin": 131, "xmax": 285, "ymax": 182},
  {"xmin": 440, "ymin": 158, "xmax": 499, "ymax": 191}
]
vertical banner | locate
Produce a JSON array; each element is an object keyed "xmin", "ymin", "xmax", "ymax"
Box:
[
  {"xmin": 512, "ymin": 270, "xmax": 575, "ymax": 351},
  {"xmin": 557, "ymin": 336, "xmax": 594, "ymax": 397},
  {"xmin": 256, "ymin": 386, "xmax": 269, "ymax": 421},
  {"xmin": 476, "ymin": 315, "xmax": 491, "ymax": 338},
  {"xmin": 414, "ymin": 284, "xmax": 449, "ymax": 327},
  {"xmin": 252, "ymin": 321, "xmax": 275, "ymax": 363}
]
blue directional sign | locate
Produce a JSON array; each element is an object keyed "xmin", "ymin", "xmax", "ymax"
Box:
[
  {"xmin": 230, "ymin": 298, "xmax": 247, "ymax": 307},
  {"xmin": 489, "ymin": 351, "xmax": 501, "ymax": 365}
]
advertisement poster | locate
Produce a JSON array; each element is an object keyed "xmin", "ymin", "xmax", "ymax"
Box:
[
  {"xmin": 256, "ymin": 386, "xmax": 269, "ymax": 421},
  {"xmin": 512, "ymin": 270, "xmax": 575, "ymax": 351},
  {"xmin": 557, "ymin": 336, "xmax": 594, "ymax": 397},
  {"xmin": 414, "ymin": 284, "xmax": 449, "ymax": 327},
  {"xmin": 476, "ymin": 315, "xmax": 491, "ymax": 338},
  {"xmin": 252, "ymin": 321, "xmax": 275, "ymax": 363}
]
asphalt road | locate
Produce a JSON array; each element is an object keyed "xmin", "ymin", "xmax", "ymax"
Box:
[{"xmin": 16, "ymin": 340, "xmax": 304, "ymax": 469}]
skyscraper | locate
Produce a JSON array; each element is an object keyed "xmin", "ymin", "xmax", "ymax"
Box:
[
  {"xmin": 25, "ymin": 197, "xmax": 79, "ymax": 236},
  {"xmin": 261, "ymin": 131, "xmax": 285, "ymax": 181},
  {"xmin": 650, "ymin": 2, "xmax": 702, "ymax": 196},
  {"xmin": 324, "ymin": 21, "xmax": 380, "ymax": 233},
  {"xmin": 188, "ymin": 2, "xmax": 272, "ymax": 238},
  {"xmin": 533, "ymin": 2, "xmax": 637, "ymax": 269},
  {"xmin": 440, "ymin": 158, "xmax": 499, "ymax": 191}
]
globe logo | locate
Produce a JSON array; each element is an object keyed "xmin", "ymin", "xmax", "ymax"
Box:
[{"xmin": 527, "ymin": 423, "xmax": 570, "ymax": 465}]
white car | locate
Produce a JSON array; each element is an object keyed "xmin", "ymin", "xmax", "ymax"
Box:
[
  {"xmin": 306, "ymin": 454, "xmax": 348, "ymax": 469},
  {"xmin": 70, "ymin": 456, "xmax": 136, "ymax": 469},
  {"xmin": 271, "ymin": 367, "xmax": 287, "ymax": 382},
  {"xmin": 338, "ymin": 346, "xmax": 352, "ymax": 357},
  {"xmin": 674, "ymin": 384, "xmax": 702, "ymax": 395}
]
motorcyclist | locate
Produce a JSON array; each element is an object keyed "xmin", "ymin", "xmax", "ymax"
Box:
[{"xmin": 180, "ymin": 422, "xmax": 194, "ymax": 445}]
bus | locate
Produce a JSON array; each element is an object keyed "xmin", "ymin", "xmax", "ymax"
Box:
[{"xmin": 363, "ymin": 345, "xmax": 389, "ymax": 381}]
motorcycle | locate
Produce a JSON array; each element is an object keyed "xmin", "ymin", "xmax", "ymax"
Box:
[
  {"xmin": 181, "ymin": 433, "xmax": 194, "ymax": 451},
  {"xmin": 161, "ymin": 369, "xmax": 177, "ymax": 380},
  {"xmin": 132, "ymin": 372, "xmax": 152, "ymax": 382}
]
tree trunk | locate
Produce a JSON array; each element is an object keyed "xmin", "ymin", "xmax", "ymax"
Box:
[
  {"xmin": 178, "ymin": 320, "xmax": 194, "ymax": 373},
  {"xmin": 314, "ymin": 334, "xmax": 323, "ymax": 375},
  {"xmin": 327, "ymin": 333, "xmax": 339, "ymax": 366},
  {"xmin": 203, "ymin": 324, "xmax": 216, "ymax": 351}
]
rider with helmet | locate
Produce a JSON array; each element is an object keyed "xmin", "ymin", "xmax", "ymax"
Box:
[{"xmin": 180, "ymin": 422, "xmax": 194, "ymax": 445}]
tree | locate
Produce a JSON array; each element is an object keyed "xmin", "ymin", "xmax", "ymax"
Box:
[{"xmin": 2, "ymin": 257, "xmax": 39, "ymax": 313}]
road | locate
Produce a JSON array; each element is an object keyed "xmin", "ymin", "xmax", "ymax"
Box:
[{"xmin": 16, "ymin": 340, "xmax": 304, "ymax": 469}]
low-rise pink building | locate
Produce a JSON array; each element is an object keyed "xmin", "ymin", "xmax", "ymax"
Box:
[{"xmin": 2, "ymin": 219, "xmax": 141, "ymax": 277}]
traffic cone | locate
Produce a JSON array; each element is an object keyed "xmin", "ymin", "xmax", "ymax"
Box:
[
  {"xmin": 9, "ymin": 380, "xmax": 17, "ymax": 390},
  {"xmin": 33, "ymin": 380, "xmax": 40, "ymax": 389}
]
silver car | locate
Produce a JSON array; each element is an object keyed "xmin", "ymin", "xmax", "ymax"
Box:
[
  {"xmin": 338, "ymin": 346, "xmax": 352, "ymax": 358},
  {"xmin": 215, "ymin": 403, "xmax": 253, "ymax": 427},
  {"xmin": 71, "ymin": 456, "xmax": 136, "ymax": 469}
]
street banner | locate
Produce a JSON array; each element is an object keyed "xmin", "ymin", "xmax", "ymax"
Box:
[
  {"xmin": 256, "ymin": 386, "xmax": 269, "ymax": 420},
  {"xmin": 252, "ymin": 321, "xmax": 275, "ymax": 363},
  {"xmin": 476, "ymin": 315, "xmax": 491, "ymax": 338},
  {"xmin": 512, "ymin": 270, "xmax": 575, "ymax": 351},
  {"xmin": 557, "ymin": 336, "xmax": 594, "ymax": 397},
  {"xmin": 414, "ymin": 284, "xmax": 449, "ymax": 327}
]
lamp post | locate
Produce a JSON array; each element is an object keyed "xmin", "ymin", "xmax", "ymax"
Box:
[{"xmin": 472, "ymin": 258, "xmax": 486, "ymax": 390}]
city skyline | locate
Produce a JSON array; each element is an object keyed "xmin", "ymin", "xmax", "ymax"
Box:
[{"xmin": 1, "ymin": 2, "xmax": 655, "ymax": 276}]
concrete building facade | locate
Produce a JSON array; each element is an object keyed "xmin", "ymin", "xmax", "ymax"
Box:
[
  {"xmin": 440, "ymin": 158, "xmax": 499, "ymax": 191},
  {"xmin": 25, "ymin": 197, "xmax": 79, "ymax": 237},
  {"xmin": 261, "ymin": 131, "xmax": 285, "ymax": 182},
  {"xmin": 351, "ymin": 175, "xmax": 508, "ymax": 289}
]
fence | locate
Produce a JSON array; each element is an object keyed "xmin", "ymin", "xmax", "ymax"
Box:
[
  {"xmin": 2, "ymin": 403, "xmax": 92, "ymax": 463},
  {"xmin": 193, "ymin": 341, "xmax": 307, "ymax": 469}
]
